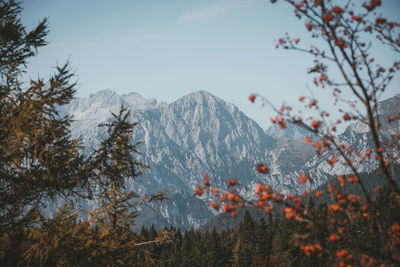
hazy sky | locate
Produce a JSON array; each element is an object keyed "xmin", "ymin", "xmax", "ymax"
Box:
[{"xmin": 22, "ymin": 0, "xmax": 400, "ymax": 129}]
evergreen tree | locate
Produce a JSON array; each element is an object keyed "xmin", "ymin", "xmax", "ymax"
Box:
[
  {"xmin": 252, "ymin": 217, "xmax": 271, "ymax": 266},
  {"xmin": 230, "ymin": 237, "xmax": 242, "ymax": 267},
  {"xmin": 0, "ymin": 0, "xmax": 84, "ymax": 235},
  {"xmin": 237, "ymin": 210, "xmax": 256, "ymax": 266},
  {"xmin": 0, "ymin": 1, "xmax": 164, "ymax": 265}
]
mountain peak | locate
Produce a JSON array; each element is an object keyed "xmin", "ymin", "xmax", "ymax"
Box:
[
  {"xmin": 90, "ymin": 88, "xmax": 118, "ymax": 99},
  {"xmin": 67, "ymin": 89, "xmax": 158, "ymax": 120},
  {"xmin": 174, "ymin": 90, "xmax": 228, "ymax": 109},
  {"xmin": 178, "ymin": 90, "xmax": 218, "ymax": 101},
  {"xmin": 378, "ymin": 93, "xmax": 400, "ymax": 118},
  {"xmin": 266, "ymin": 122, "xmax": 316, "ymax": 141}
]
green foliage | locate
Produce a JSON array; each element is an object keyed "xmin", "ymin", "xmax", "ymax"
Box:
[
  {"xmin": 0, "ymin": 0, "xmax": 47, "ymax": 81},
  {"xmin": 0, "ymin": 0, "xmax": 85, "ymax": 235},
  {"xmin": 127, "ymin": 208, "xmax": 322, "ymax": 266},
  {"xmin": 90, "ymin": 105, "xmax": 144, "ymax": 192},
  {"xmin": 0, "ymin": 1, "xmax": 164, "ymax": 265},
  {"xmin": 129, "ymin": 184, "xmax": 396, "ymax": 267}
]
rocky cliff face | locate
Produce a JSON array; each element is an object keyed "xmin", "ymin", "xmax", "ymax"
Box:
[
  {"xmin": 303, "ymin": 94, "xmax": 400, "ymax": 179},
  {"xmin": 62, "ymin": 90, "xmax": 399, "ymax": 230},
  {"xmin": 266, "ymin": 122, "xmax": 314, "ymax": 141}
]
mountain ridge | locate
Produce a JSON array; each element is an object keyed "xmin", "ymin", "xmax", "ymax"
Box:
[{"xmin": 59, "ymin": 89, "xmax": 400, "ymax": 230}]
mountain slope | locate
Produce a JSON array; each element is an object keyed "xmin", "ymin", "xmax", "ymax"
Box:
[
  {"xmin": 65, "ymin": 90, "xmax": 279, "ymax": 230},
  {"xmin": 61, "ymin": 90, "xmax": 399, "ymax": 230},
  {"xmin": 266, "ymin": 122, "xmax": 315, "ymax": 141},
  {"xmin": 303, "ymin": 94, "xmax": 400, "ymax": 178}
]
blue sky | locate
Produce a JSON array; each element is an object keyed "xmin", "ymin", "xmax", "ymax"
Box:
[{"xmin": 22, "ymin": 0, "xmax": 400, "ymax": 129}]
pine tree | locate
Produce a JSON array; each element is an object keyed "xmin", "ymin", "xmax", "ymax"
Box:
[
  {"xmin": 237, "ymin": 210, "xmax": 256, "ymax": 266},
  {"xmin": 230, "ymin": 237, "xmax": 242, "ymax": 267},
  {"xmin": 252, "ymin": 217, "xmax": 271, "ymax": 266},
  {"xmin": 0, "ymin": 1, "xmax": 162, "ymax": 264},
  {"xmin": 0, "ymin": 0, "xmax": 85, "ymax": 235}
]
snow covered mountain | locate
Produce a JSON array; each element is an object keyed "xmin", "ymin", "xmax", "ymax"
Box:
[
  {"xmin": 266, "ymin": 122, "xmax": 314, "ymax": 141},
  {"xmin": 302, "ymin": 94, "xmax": 400, "ymax": 178},
  {"xmin": 63, "ymin": 90, "xmax": 400, "ymax": 230}
]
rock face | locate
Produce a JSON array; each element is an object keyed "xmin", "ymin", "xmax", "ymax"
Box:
[
  {"xmin": 63, "ymin": 90, "xmax": 400, "ymax": 230},
  {"xmin": 303, "ymin": 94, "xmax": 400, "ymax": 178},
  {"xmin": 266, "ymin": 122, "xmax": 314, "ymax": 141}
]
